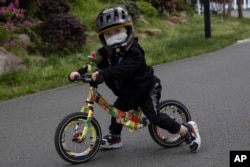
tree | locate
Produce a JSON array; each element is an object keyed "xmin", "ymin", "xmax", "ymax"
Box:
[
  {"xmin": 237, "ymin": 0, "xmax": 243, "ymax": 18},
  {"xmin": 226, "ymin": 0, "xmax": 233, "ymax": 17}
]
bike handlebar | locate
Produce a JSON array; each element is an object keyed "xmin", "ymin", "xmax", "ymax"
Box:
[
  {"xmin": 75, "ymin": 76, "xmax": 93, "ymax": 83},
  {"xmin": 74, "ymin": 76, "xmax": 104, "ymax": 87}
]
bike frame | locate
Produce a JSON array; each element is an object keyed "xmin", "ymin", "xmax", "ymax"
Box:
[
  {"xmin": 54, "ymin": 60, "xmax": 191, "ymax": 164},
  {"xmin": 79, "ymin": 83, "xmax": 150, "ymax": 140}
]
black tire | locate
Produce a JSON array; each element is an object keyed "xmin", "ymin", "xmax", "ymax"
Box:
[
  {"xmin": 54, "ymin": 112, "xmax": 102, "ymax": 164},
  {"xmin": 148, "ymin": 100, "xmax": 191, "ymax": 148}
]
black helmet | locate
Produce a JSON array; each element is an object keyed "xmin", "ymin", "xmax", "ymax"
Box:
[{"xmin": 95, "ymin": 6, "xmax": 134, "ymax": 51}]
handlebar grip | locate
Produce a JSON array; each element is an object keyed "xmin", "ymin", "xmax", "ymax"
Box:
[
  {"xmin": 74, "ymin": 75, "xmax": 102, "ymax": 86},
  {"xmin": 74, "ymin": 76, "xmax": 93, "ymax": 83},
  {"xmin": 83, "ymin": 77, "xmax": 92, "ymax": 82}
]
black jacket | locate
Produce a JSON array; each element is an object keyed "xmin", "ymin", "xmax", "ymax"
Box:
[{"xmin": 79, "ymin": 38, "xmax": 156, "ymax": 108}]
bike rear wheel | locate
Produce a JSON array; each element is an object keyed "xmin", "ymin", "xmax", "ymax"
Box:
[
  {"xmin": 54, "ymin": 112, "xmax": 102, "ymax": 164},
  {"xmin": 148, "ymin": 100, "xmax": 191, "ymax": 148}
]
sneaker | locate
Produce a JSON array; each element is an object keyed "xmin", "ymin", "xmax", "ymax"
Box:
[
  {"xmin": 100, "ymin": 134, "xmax": 123, "ymax": 149},
  {"xmin": 184, "ymin": 121, "xmax": 201, "ymax": 152}
]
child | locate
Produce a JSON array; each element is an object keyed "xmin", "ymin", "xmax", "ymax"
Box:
[{"xmin": 69, "ymin": 6, "xmax": 201, "ymax": 152}]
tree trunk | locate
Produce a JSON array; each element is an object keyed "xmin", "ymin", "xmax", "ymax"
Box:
[
  {"xmin": 237, "ymin": 0, "xmax": 244, "ymax": 18},
  {"xmin": 222, "ymin": 0, "xmax": 226, "ymax": 17},
  {"xmin": 226, "ymin": 0, "xmax": 233, "ymax": 18}
]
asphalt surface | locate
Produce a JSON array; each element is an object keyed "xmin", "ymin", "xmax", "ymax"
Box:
[
  {"xmin": 1, "ymin": 39, "xmax": 250, "ymax": 167},
  {"xmin": 231, "ymin": 9, "xmax": 250, "ymax": 18}
]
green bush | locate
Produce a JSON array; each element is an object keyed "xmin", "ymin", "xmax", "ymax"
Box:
[
  {"xmin": 64, "ymin": 0, "xmax": 109, "ymax": 31},
  {"xmin": 177, "ymin": 2, "xmax": 194, "ymax": 15},
  {"xmin": 120, "ymin": 0, "xmax": 140, "ymax": 20},
  {"xmin": 136, "ymin": 1, "xmax": 158, "ymax": 17},
  {"xmin": 0, "ymin": 23, "xmax": 10, "ymax": 45}
]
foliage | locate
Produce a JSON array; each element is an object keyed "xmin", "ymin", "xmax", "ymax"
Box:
[
  {"xmin": 119, "ymin": 0, "xmax": 140, "ymax": 20},
  {"xmin": 97, "ymin": 0, "xmax": 121, "ymax": 3},
  {"xmin": 136, "ymin": 1, "xmax": 158, "ymax": 17},
  {"xmin": 145, "ymin": 0, "xmax": 180, "ymax": 16},
  {"xmin": 35, "ymin": 0, "xmax": 70, "ymax": 20},
  {"xmin": 36, "ymin": 0, "xmax": 87, "ymax": 54},
  {"xmin": 144, "ymin": 0, "xmax": 166, "ymax": 15},
  {"xmin": 40, "ymin": 13, "xmax": 87, "ymax": 53},
  {"xmin": 140, "ymin": 16, "xmax": 250, "ymax": 65},
  {"xmin": 177, "ymin": 2, "xmax": 194, "ymax": 16},
  {"xmin": 0, "ymin": 56, "xmax": 75, "ymax": 100},
  {"xmin": 0, "ymin": 0, "xmax": 41, "ymax": 48},
  {"xmin": 18, "ymin": 0, "xmax": 43, "ymax": 17},
  {"xmin": 64, "ymin": 0, "xmax": 109, "ymax": 31}
]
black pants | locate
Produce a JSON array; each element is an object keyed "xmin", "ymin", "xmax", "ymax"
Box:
[{"xmin": 109, "ymin": 78, "xmax": 181, "ymax": 135}]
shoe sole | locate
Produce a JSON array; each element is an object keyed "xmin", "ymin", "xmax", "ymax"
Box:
[{"xmin": 100, "ymin": 142, "xmax": 123, "ymax": 149}]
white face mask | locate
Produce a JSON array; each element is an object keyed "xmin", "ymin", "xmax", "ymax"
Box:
[{"xmin": 106, "ymin": 32, "xmax": 128, "ymax": 46}]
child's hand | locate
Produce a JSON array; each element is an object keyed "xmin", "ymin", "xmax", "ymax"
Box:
[
  {"xmin": 92, "ymin": 71, "xmax": 104, "ymax": 84},
  {"xmin": 91, "ymin": 71, "xmax": 99, "ymax": 81},
  {"xmin": 69, "ymin": 72, "xmax": 80, "ymax": 81}
]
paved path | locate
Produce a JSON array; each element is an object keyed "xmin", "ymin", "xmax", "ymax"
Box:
[{"xmin": 231, "ymin": 9, "xmax": 250, "ymax": 17}]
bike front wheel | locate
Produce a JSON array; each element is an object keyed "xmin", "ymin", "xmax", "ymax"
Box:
[
  {"xmin": 54, "ymin": 112, "xmax": 102, "ymax": 164},
  {"xmin": 148, "ymin": 100, "xmax": 191, "ymax": 148}
]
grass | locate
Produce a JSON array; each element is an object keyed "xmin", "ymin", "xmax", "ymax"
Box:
[
  {"xmin": 1, "ymin": 14, "xmax": 250, "ymax": 101},
  {"xmin": 141, "ymin": 15, "xmax": 250, "ymax": 65}
]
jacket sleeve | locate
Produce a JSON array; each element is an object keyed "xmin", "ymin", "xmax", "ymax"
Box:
[
  {"xmin": 77, "ymin": 65, "xmax": 88, "ymax": 76},
  {"xmin": 99, "ymin": 47, "xmax": 143, "ymax": 81},
  {"xmin": 97, "ymin": 47, "xmax": 109, "ymax": 70},
  {"xmin": 96, "ymin": 47, "xmax": 121, "ymax": 96}
]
